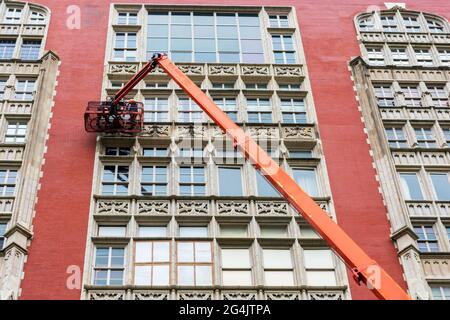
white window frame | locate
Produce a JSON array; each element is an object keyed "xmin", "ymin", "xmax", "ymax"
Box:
[
  {"xmin": 93, "ymin": 247, "xmax": 125, "ymax": 285},
  {"xmin": 5, "ymin": 121, "xmax": 27, "ymax": 143}
]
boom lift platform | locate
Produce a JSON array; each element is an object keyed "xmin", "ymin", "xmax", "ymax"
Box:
[{"xmin": 84, "ymin": 53, "xmax": 411, "ymax": 300}]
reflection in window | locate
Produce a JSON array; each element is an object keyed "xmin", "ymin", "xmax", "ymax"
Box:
[
  {"xmin": 292, "ymin": 168, "xmax": 319, "ymax": 197},
  {"xmin": 414, "ymin": 225, "xmax": 439, "ymax": 252},
  {"xmin": 399, "ymin": 173, "xmax": 423, "ymax": 200},
  {"xmin": 272, "ymin": 34, "xmax": 296, "ymax": 64},
  {"xmin": 218, "ymin": 167, "xmax": 243, "ymax": 196},
  {"xmin": 147, "ymin": 12, "xmax": 264, "ymax": 63},
  {"xmin": 93, "ymin": 247, "xmax": 125, "ymax": 285},
  {"xmin": 179, "ymin": 166, "xmax": 206, "ymax": 196},
  {"xmin": 430, "ymin": 173, "xmax": 450, "ymax": 201}
]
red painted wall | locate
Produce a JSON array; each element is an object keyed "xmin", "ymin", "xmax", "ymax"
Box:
[{"xmin": 19, "ymin": 0, "xmax": 450, "ymax": 300}]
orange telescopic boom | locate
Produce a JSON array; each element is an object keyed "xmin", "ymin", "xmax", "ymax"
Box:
[{"xmin": 85, "ymin": 53, "xmax": 411, "ymax": 300}]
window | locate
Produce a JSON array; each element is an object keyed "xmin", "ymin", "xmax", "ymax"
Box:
[
  {"xmin": 141, "ymin": 166, "xmax": 168, "ymax": 196},
  {"xmin": 220, "ymin": 225, "xmax": 247, "ymax": 237},
  {"xmin": 269, "ymin": 15, "xmax": 289, "ymax": 28},
  {"xmin": 146, "ymin": 82, "xmax": 168, "ymax": 88},
  {"xmin": 366, "ymin": 47, "xmax": 384, "ymax": 65},
  {"xmin": 414, "ymin": 225, "xmax": 439, "ymax": 252},
  {"xmin": 427, "ymin": 19, "xmax": 444, "ymax": 33},
  {"xmin": 143, "ymin": 147, "xmax": 169, "ymax": 157},
  {"xmin": 144, "ymin": 97, "xmax": 169, "ymax": 122},
  {"xmin": 147, "ymin": 12, "xmax": 264, "ymax": 63},
  {"xmin": 304, "ymin": 250, "xmax": 337, "ymax": 286},
  {"xmin": 113, "ymin": 32, "xmax": 137, "ymax": 62},
  {"xmin": 262, "ymin": 249, "xmax": 294, "ymax": 286},
  {"xmin": 0, "ymin": 79, "xmax": 6, "ymax": 99},
  {"xmin": 180, "ymin": 226, "xmax": 208, "ymax": 237},
  {"xmin": 247, "ymin": 98, "xmax": 271, "ymax": 123},
  {"xmin": 134, "ymin": 241, "xmax": 170, "ymax": 285},
  {"xmin": 278, "ymin": 83, "xmax": 300, "ymax": 90},
  {"xmin": 98, "ymin": 226, "xmax": 126, "ymax": 237},
  {"xmin": 414, "ymin": 127, "xmax": 436, "ymax": 148},
  {"xmin": 14, "ymin": 80, "xmax": 35, "ymax": 100},
  {"xmin": 260, "ymin": 225, "xmax": 287, "ymax": 237},
  {"xmin": 431, "ymin": 286, "xmax": 450, "ymax": 300},
  {"xmin": 212, "ymin": 82, "xmax": 234, "ymax": 89},
  {"xmin": 178, "ymin": 98, "xmax": 204, "ymax": 122},
  {"xmin": 447, "ymin": 226, "xmax": 450, "ymax": 242},
  {"xmin": 292, "ymin": 168, "xmax": 319, "ymax": 197},
  {"xmin": 246, "ymin": 83, "xmax": 268, "ymax": 90},
  {"xmin": 0, "ymin": 40, "xmax": 15, "ymax": 60},
  {"xmin": 0, "ymin": 222, "xmax": 5, "ymax": 249},
  {"xmin": 101, "ymin": 165, "xmax": 129, "ymax": 195},
  {"xmin": 399, "ymin": 173, "xmax": 423, "ymax": 200},
  {"xmin": 438, "ymin": 49, "xmax": 450, "ymax": 66},
  {"xmin": 117, "ymin": 12, "xmax": 138, "ymax": 25},
  {"xmin": 256, "ymin": 170, "xmax": 279, "ymax": 197},
  {"xmin": 29, "ymin": 11, "xmax": 45, "ymax": 24},
  {"xmin": 105, "ymin": 147, "xmax": 131, "ymax": 156},
  {"xmin": 0, "ymin": 169, "xmax": 17, "ymax": 196},
  {"xmin": 93, "ymin": 247, "xmax": 125, "ymax": 285},
  {"xmin": 214, "ymin": 98, "xmax": 237, "ymax": 122},
  {"xmin": 390, "ymin": 47, "xmax": 409, "ymax": 65},
  {"xmin": 5, "ymin": 122, "xmax": 27, "ymax": 143},
  {"xmin": 272, "ymin": 34, "xmax": 296, "ymax": 64},
  {"xmin": 374, "ymin": 85, "xmax": 395, "ymax": 107},
  {"xmin": 288, "ymin": 149, "xmax": 313, "ymax": 159},
  {"xmin": 430, "ymin": 173, "xmax": 450, "ymax": 201},
  {"xmin": 179, "ymin": 166, "xmax": 206, "ymax": 196},
  {"xmin": 385, "ymin": 127, "xmax": 408, "ymax": 148},
  {"xmin": 177, "ymin": 241, "xmax": 213, "ymax": 286},
  {"xmin": 218, "ymin": 167, "xmax": 243, "ymax": 196},
  {"xmin": 178, "ymin": 147, "xmax": 203, "ymax": 159},
  {"xmin": 358, "ymin": 16, "xmax": 374, "ymax": 31},
  {"xmin": 300, "ymin": 226, "xmax": 321, "ymax": 239},
  {"xmin": 281, "ymin": 99, "xmax": 306, "ymax": 124},
  {"xmin": 403, "ymin": 16, "xmax": 421, "ymax": 32},
  {"xmin": 402, "ymin": 85, "xmax": 421, "ymax": 107},
  {"xmin": 138, "ymin": 226, "xmax": 167, "ymax": 237},
  {"xmin": 428, "ymin": 85, "xmax": 448, "ymax": 107},
  {"xmin": 4, "ymin": 7, "xmax": 22, "ymax": 23},
  {"xmin": 221, "ymin": 248, "xmax": 252, "ymax": 285},
  {"xmin": 443, "ymin": 128, "xmax": 450, "ymax": 143},
  {"xmin": 415, "ymin": 48, "xmax": 433, "ymax": 66},
  {"xmin": 20, "ymin": 40, "xmax": 41, "ymax": 60},
  {"xmin": 381, "ymin": 15, "xmax": 398, "ymax": 32}
]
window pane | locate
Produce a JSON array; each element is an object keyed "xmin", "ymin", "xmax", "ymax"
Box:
[
  {"xmin": 98, "ymin": 226, "xmax": 126, "ymax": 237},
  {"xmin": 177, "ymin": 242, "xmax": 194, "ymax": 262},
  {"xmin": 178, "ymin": 266, "xmax": 194, "ymax": 285},
  {"xmin": 153, "ymin": 265, "xmax": 170, "ymax": 285},
  {"xmin": 399, "ymin": 173, "xmax": 423, "ymax": 200},
  {"xmin": 135, "ymin": 266, "xmax": 151, "ymax": 285},
  {"xmin": 179, "ymin": 226, "xmax": 208, "ymax": 237},
  {"xmin": 219, "ymin": 167, "xmax": 243, "ymax": 196},
  {"xmin": 153, "ymin": 242, "xmax": 170, "ymax": 262},
  {"xmin": 135, "ymin": 242, "xmax": 152, "ymax": 263},
  {"xmin": 196, "ymin": 265, "xmax": 212, "ymax": 285},
  {"xmin": 138, "ymin": 226, "xmax": 167, "ymax": 237},
  {"xmin": 263, "ymin": 249, "xmax": 292, "ymax": 268},
  {"xmin": 260, "ymin": 225, "xmax": 287, "ymax": 237},
  {"xmin": 430, "ymin": 173, "xmax": 450, "ymax": 201},
  {"xmin": 256, "ymin": 170, "xmax": 280, "ymax": 197},
  {"xmin": 293, "ymin": 169, "xmax": 319, "ymax": 197},
  {"xmin": 265, "ymin": 271, "xmax": 294, "ymax": 286},
  {"xmin": 304, "ymin": 250, "xmax": 334, "ymax": 268},
  {"xmin": 195, "ymin": 242, "xmax": 212, "ymax": 262},
  {"xmin": 223, "ymin": 270, "xmax": 252, "ymax": 286},
  {"xmin": 306, "ymin": 271, "xmax": 337, "ymax": 286},
  {"xmin": 222, "ymin": 249, "xmax": 250, "ymax": 268},
  {"xmin": 220, "ymin": 225, "xmax": 247, "ymax": 237}
]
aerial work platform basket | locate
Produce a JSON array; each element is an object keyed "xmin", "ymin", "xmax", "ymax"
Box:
[{"xmin": 84, "ymin": 100, "xmax": 144, "ymax": 134}]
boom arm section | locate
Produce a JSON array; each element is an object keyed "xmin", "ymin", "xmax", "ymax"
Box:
[{"xmin": 152, "ymin": 54, "xmax": 410, "ymax": 300}]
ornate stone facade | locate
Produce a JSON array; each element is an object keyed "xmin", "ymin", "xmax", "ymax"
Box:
[
  {"xmin": 351, "ymin": 6, "xmax": 450, "ymax": 299},
  {"xmin": 0, "ymin": 1, "xmax": 59, "ymax": 300},
  {"xmin": 80, "ymin": 4, "xmax": 350, "ymax": 300}
]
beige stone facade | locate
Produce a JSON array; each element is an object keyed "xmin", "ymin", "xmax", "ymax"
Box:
[
  {"xmin": 0, "ymin": 0, "xmax": 59, "ymax": 300},
  {"xmin": 81, "ymin": 4, "xmax": 352, "ymax": 300},
  {"xmin": 351, "ymin": 6, "xmax": 450, "ymax": 300}
]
